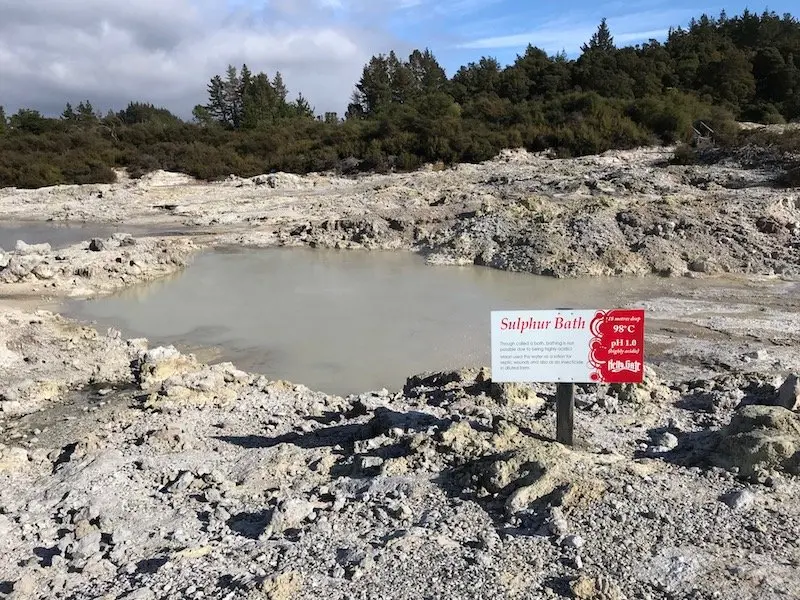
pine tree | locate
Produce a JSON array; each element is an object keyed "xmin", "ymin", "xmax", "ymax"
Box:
[
  {"xmin": 345, "ymin": 91, "xmax": 366, "ymax": 120},
  {"xmin": 192, "ymin": 104, "xmax": 214, "ymax": 126},
  {"xmin": 224, "ymin": 65, "xmax": 242, "ymax": 128},
  {"xmin": 206, "ymin": 75, "xmax": 230, "ymax": 127},
  {"xmin": 582, "ymin": 18, "xmax": 615, "ymax": 53},
  {"xmin": 239, "ymin": 64, "xmax": 253, "ymax": 111},
  {"xmin": 0, "ymin": 106, "xmax": 5, "ymax": 134},
  {"xmin": 355, "ymin": 55, "xmax": 392, "ymax": 115},
  {"xmin": 76, "ymin": 100, "xmax": 97, "ymax": 123},
  {"xmin": 62, "ymin": 103, "xmax": 77, "ymax": 121},
  {"xmin": 292, "ymin": 93, "xmax": 314, "ymax": 119},
  {"xmin": 241, "ymin": 72, "xmax": 277, "ymax": 128},
  {"xmin": 408, "ymin": 48, "xmax": 447, "ymax": 94},
  {"xmin": 272, "ymin": 72, "xmax": 288, "ymax": 103}
]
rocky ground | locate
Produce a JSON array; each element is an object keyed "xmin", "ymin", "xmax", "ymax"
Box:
[
  {"xmin": 0, "ymin": 147, "xmax": 799, "ymax": 600},
  {"xmin": 0, "ymin": 146, "xmax": 798, "ymax": 278}
]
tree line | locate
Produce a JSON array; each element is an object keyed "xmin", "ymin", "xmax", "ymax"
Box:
[{"xmin": 1, "ymin": 9, "xmax": 799, "ymax": 188}]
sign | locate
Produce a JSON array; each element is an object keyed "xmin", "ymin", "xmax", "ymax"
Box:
[{"xmin": 491, "ymin": 309, "xmax": 645, "ymax": 384}]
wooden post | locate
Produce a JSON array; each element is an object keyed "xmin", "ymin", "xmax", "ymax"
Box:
[{"xmin": 556, "ymin": 382, "xmax": 575, "ymax": 446}]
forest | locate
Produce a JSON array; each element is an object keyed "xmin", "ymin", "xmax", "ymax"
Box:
[{"xmin": 0, "ymin": 9, "xmax": 799, "ymax": 188}]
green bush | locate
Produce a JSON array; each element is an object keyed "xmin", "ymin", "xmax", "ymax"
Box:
[{"xmin": 2, "ymin": 9, "xmax": 800, "ymax": 187}]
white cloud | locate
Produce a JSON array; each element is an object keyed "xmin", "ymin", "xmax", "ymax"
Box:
[
  {"xmin": 0, "ymin": 0, "xmax": 405, "ymax": 119},
  {"xmin": 457, "ymin": 7, "xmax": 691, "ymax": 54}
]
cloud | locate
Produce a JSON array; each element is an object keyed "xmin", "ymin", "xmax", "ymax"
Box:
[
  {"xmin": 456, "ymin": 6, "xmax": 693, "ymax": 54},
  {"xmin": 0, "ymin": 0, "xmax": 406, "ymax": 119}
]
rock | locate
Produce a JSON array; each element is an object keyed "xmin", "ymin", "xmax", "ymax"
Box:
[
  {"xmin": 357, "ymin": 456, "xmax": 384, "ymax": 472},
  {"xmin": 113, "ymin": 233, "xmax": 136, "ymax": 246},
  {"xmin": 73, "ymin": 518, "xmax": 96, "ymax": 539},
  {"xmin": 15, "ymin": 240, "xmax": 51, "ymax": 255},
  {"xmin": 167, "ymin": 471, "xmax": 195, "ymax": 493},
  {"xmin": 31, "ymin": 263, "xmax": 55, "ymax": 280},
  {"xmin": 607, "ymin": 366, "xmax": 674, "ymax": 404},
  {"xmin": 745, "ymin": 349, "xmax": 770, "ymax": 361},
  {"xmin": 9, "ymin": 573, "xmax": 38, "ymax": 599},
  {"xmin": 137, "ymin": 346, "xmax": 199, "ymax": 390},
  {"xmin": 2, "ymin": 255, "xmax": 44, "ymax": 281},
  {"xmin": 0, "ymin": 251, "xmax": 9, "ymax": 269},
  {"xmin": 260, "ymin": 572, "xmax": 303, "ymax": 600},
  {"xmin": 653, "ymin": 432, "xmax": 679, "ymax": 451},
  {"xmin": 89, "ymin": 238, "xmax": 107, "ymax": 251},
  {"xmin": 69, "ymin": 529, "xmax": 102, "ymax": 561},
  {"xmin": 0, "ymin": 445, "xmax": 30, "ymax": 471},
  {"xmin": 777, "ymin": 374, "xmax": 800, "ymax": 411},
  {"xmin": 0, "ymin": 400, "xmax": 25, "ymax": 417},
  {"xmin": 712, "ymin": 405, "xmax": 800, "ymax": 476},
  {"xmin": 558, "ymin": 478, "xmax": 609, "ymax": 510},
  {"xmin": 545, "ymin": 507, "xmax": 569, "ymax": 536},
  {"xmin": 262, "ymin": 497, "xmax": 317, "ymax": 538},
  {"xmin": 720, "ymin": 489, "xmax": 755, "ymax": 511},
  {"xmin": 570, "ymin": 574, "xmax": 626, "ymax": 600},
  {"xmin": 0, "ymin": 514, "xmax": 13, "ymax": 537},
  {"xmin": 122, "ymin": 588, "xmax": 156, "ymax": 600},
  {"xmin": 562, "ymin": 534, "xmax": 585, "ymax": 549},
  {"xmin": 490, "ymin": 381, "xmax": 544, "ymax": 408},
  {"xmin": 688, "ymin": 258, "xmax": 713, "ymax": 273}
]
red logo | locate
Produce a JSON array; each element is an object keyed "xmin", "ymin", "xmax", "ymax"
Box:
[{"xmin": 588, "ymin": 309, "xmax": 645, "ymax": 383}]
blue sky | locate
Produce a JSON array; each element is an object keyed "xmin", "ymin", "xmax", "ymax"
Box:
[
  {"xmin": 2, "ymin": 0, "xmax": 797, "ymax": 118},
  {"xmin": 376, "ymin": 0, "xmax": 797, "ymax": 75}
]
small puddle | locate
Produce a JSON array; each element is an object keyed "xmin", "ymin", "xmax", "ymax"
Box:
[
  {"xmin": 62, "ymin": 247, "xmax": 690, "ymax": 395},
  {"xmin": 0, "ymin": 220, "xmax": 184, "ymax": 251}
]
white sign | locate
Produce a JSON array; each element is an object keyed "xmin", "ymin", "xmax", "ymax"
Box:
[
  {"xmin": 491, "ymin": 310, "xmax": 596, "ymax": 383},
  {"xmin": 490, "ymin": 308, "xmax": 646, "ymax": 384}
]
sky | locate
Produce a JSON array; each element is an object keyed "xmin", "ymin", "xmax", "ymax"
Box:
[{"xmin": 0, "ymin": 0, "xmax": 795, "ymax": 120}]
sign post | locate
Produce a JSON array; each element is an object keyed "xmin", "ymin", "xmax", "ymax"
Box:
[
  {"xmin": 490, "ymin": 308, "xmax": 645, "ymax": 445},
  {"xmin": 556, "ymin": 383, "xmax": 575, "ymax": 446}
]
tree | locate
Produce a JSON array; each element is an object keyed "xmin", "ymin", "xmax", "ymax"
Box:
[
  {"xmin": 117, "ymin": 102, "xmax": 181, "ymax": 125},
  {"xmin": 345, "ymin": 91, "xmax": 366, "ymax": 120},
  {"xmin": 62, "ymin": 103, "xmax": 77, "ymax": 121},
  {"xmin": 450, "ymin": 57, "xmax": 502, "ymax": 103},
  {"xmin": 575, "ymin": 20, "xmax": 634, "ymax": 97},
  {"xmin": 9, "ymin": 109, "xmax": 48, "ymax": 134},
  {"xmin": 240, "ymin": 64, "xmax": 252, "ymax": 98},
  {"xmin": 753, "ymin": 46, "xmax": 790, "ymax": 102},
  {"xmin": 292, "ymin": 93, "xmax": 314, "ymax": 119},
  {"xmin": 272, "ymin": 72, "xmax": 288, "ymax": 103},
  {"xmin": 582, "ymin": 18, "xmax": 615, "ymax": 53},
  {"xmin": 354, "ymin": 55, "xmax": 392, "ymax": 115},
  {"xmin": 241, "ymin": 72, "xmax": 277, "ymax": 128},
  {"xmin": 205, "ymin": 75, "xmax": 230, "ymax": 126},
  {"xmin": 0, "ymin": 106, "xmax": 6, "ymax": 134},
  {"xmin": 224, "ymin": 65, "xmax": 242, "ymax": 128},
  {"xmin": 192, "ymin": 104, "xmax": 215, "ymax": 127},
  {"xmin": 408, "ymin": 48, "xmax": 447, "ymax": 94},
  {"xmin": 76, "ymin": 100, "xmax": 98, "ymax": 122},
  {"xmin": 387, "ymin": 51, "xmax": 414, "ymax": 104}
]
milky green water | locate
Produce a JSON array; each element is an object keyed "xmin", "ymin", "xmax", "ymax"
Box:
[{"xmin": 63, "ymin": 247, "xmax": 666, "ymax": 395}]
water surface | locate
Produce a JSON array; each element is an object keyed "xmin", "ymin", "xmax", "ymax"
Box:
[
  {"xmin": 63, "ymin": 248, "xmax": 668, "ymax": 395},
  {"xmin": 0, "ymin": 221, "xmax": 179, "ymax": 251}
]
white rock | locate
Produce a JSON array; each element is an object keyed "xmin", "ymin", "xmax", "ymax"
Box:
[
  {"xmin": 777, "ymin": 374, "xmax": 800, "ymax": 411},
  {"xmin": 15, "ymin": 240, "xmax": 51, "ymax": 255},
  {"xmin": 562, "ymin": 534, "xmax": 585, "ymax": 549},
  {"xmin": 654, "ymin": 432, "xmax": 679, "ymax": 450},
  {"xmin": 721, "ymin": 489, "xmax": 755, "ymax": 511}
]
